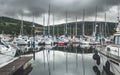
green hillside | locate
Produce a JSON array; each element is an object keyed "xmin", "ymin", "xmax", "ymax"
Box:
[
  {"xmin": 0, "ymin": 16, "xmax": 43, "ymax": 35},
  {"xmin": 0, "ymin": 16, "xmax": 117, "ymax": 36},
  {"xmin": 48, "ymin": 21, "xmax": 117, "ymax": 36}
]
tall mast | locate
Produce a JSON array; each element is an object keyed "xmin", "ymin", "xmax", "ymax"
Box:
[
  {"xmin": 94, "ymin": 6, "xmax": 97, "ymax": 35},
  {"xmin": 75, "ymin": 16, "xmax": 77, "ymax": 36},
  {"xmin": 47, "ymin": 3, "xmax": 51, "ymax": 35},
  {"xmin": 104, "ymin": 13, "xmax": 107, "ymax": 36},
  {"xmin": 20, "ymin": 14, "xmax": 23, "ymax": 36},
  {"xmin": 53, "ymin": 13, "xmax": 55, "ymax": 36},
  {"xmin": 43, "ymin": 14, "xmax": 45, "ymax": 35},
  {"xmin": 118, "ymin": 5, "xmax": 119, "ymax": 24},
  {"xmin": 116, "ymin": 4, "xmax": 120, "ymax": 31},
  {"xmin": 32, "ymin": 14, "xmax": 34, "ymax": 27},
  {"xmin": 32, "ymin": 14, "xmax": 35, "ymax": 37},
  {"xmin": 65, "ymin": 12, "xmax": 68, "ymax": 34},
  {"xmin": 82, "ymin": 9, "xmax": 85, "ymax": 35}
]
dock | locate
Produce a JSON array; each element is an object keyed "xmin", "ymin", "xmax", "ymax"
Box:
[{"xmin": 0, "ymin": 56, "xmax": 32, "ymax": 75}]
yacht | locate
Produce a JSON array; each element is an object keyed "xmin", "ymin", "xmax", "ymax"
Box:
[
  {"xmin": 13, "ymin": 35, "xmax": 30, "ymax": 45},
  {"xmin": 44, "ymin": 35, "xmax": 54, "ymax": 45},
  {"xmin": 0, "ymin": 38, "xmax": 17, "ymax": 67},
  {"xmin": 80, "ymin": 35, "xmax": 90, "ymax": 49},
  {"xmin": 96, "ymin": 17, "xmax": 120, "ymax": 75},
  {"xmin": 57, "ymin": 35, "xmax": 70, "ymax": 46}
]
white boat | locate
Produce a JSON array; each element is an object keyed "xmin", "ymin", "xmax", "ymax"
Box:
[
  {"xmin": 80, "ymin": 35, "xmax": 90, "ymax": 48},
  {"xmin": 44, "ymin": 35, "xmax": 54, "ymax": 45},
  {"xmin": 58, "ymin": 35, "xmax": 70, "ymax": 43},
  {"xmin": 13, "ymin": 35, "xmax": 30, "ymax": 45},
  {"xmin": 72, "ymin": 16, "xmax": 80, "ymax": 44},
  {"xmin": 30, "ymin": 35, "xmax": 44, "ymax": 45},
  {"xmin": 0, "ymin": 38, "xmax": 17, "ymax": 66},
  {"xmin": 72, "ymin": 36, "xmax": 80, "ymax": 44},
  {"xmin": 96, "ymin": 14, "xmax": 120, "ymax": 75}
]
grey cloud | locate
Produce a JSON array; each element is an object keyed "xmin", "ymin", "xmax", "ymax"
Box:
[{"xmin": 0, "ymin": 0, "xmax": 120, "ymax": 21}]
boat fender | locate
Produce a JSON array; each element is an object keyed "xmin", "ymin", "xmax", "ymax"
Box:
[
  {"xmin": 93, "ymin": 50, "xmax": 98, "ymax": 60},
  {"xmin": 96, "ymin": 55, "xmax": 100, "ymax": 65},
  {"xmin": 93, "ymin": 53, "xmax": 100, "ymax": 65},
  {"xmin": 93, "ymin": 54, "xmax": 97, "ymax": 60},
  {"xmin": 103, "ymin": 61, "xmax": 110, "ymax": 73},
  {"xmin": 93, "ymin": 66, "xmax": 101, "ymax": 75}
]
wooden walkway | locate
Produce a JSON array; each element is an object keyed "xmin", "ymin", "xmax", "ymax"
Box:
[{"xmin": 0, "ymin": 56, "xmax": 32, "ymax": 75}]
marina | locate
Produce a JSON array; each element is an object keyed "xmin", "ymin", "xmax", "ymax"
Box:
[{"xmin": 0, "ymin": 0, "xmax": 120, "ymax": 75}]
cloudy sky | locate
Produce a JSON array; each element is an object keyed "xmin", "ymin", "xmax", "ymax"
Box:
[{"xmin": 0, "ymin": 0, "xmax": 120, "ymax": 25}]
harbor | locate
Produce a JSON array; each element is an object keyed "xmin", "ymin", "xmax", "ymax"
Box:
[
  {"xmin": 0, "ymin": 43, "xmax": 115, "ymax": 75},
  {"xmin": 0, "ymin": 0, "xmax": 120, "ymax": 75}
]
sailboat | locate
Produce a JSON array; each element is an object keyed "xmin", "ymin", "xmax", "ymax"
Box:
[
  {"xmin": 12, "ymin": 15, "xmax": 30, "ymax": 45},
  {"xmin": 72, "ymin": 16, "xmax": 80, "ymax": 44},
  {"xmin": 57, "ymin": 12, "xmax": 70, "ymax": 46},
  {"xmin": 79, "ymin": 9, "xmax": 90, "ymax": 49},
  {"xmin": 89, "ymin": 7, "xmax": 100, "ymax": 45},
  {"xmin": 43, "ymin": 3, "xmax": 54, "ymax": 45}
]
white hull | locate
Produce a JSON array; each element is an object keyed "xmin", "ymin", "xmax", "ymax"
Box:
[
  {"xmin": 0, "ymin": 39, "xmax": 17, "ymax": 67},
  {"xmin": 97, "ymin": 46, "xmax": 120, "ymax": 75},
  {"xmin": 80, "ymin": 40, "xmax": 90, "ymax": 48}
]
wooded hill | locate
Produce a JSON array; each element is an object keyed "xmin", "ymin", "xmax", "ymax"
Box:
[
  {"xmin": 0, "ymin": 16, "xmax": 117, "ymax": 36},
  {"xmin": 0, "ymin": 16, "xmax": 43, "ymax": 35}
]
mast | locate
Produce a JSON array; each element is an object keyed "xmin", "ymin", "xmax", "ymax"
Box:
[
  {"xmin": 94, "ymin": 6, "xmax": 97, "ymax": 35},
  {"xmin": 43, "ymin": 14, "xmax": 45, "ymax": 35},
  {"xmin": 32, "ymin": 14, "xmax": 34, "ymax": 27},
  {"xmin": 116, "ymin": 4, "xmax": 120, "ymax": 31},
  {"xmin": 65, "ymin": 12, "xmax": 68, "ymax": 34},
  {"xmin": 53, "ymin": 13, "xmax": 55, "ymax": 36},
  {"xmin": 47, "ymin": 3, "xmax": 51, "ymax": 35},
  {"xmin": 75, "ymin": 16, "xmax": 77, "ymax": 36},
  {"xmin": 20, "ymin": 14, "xmax": 23, "ymax": 36},
  {"xmin": 32, "ymin": 14, "xmax": 35, "ymax": 37},
  {"xmin": 104, "ymin": 13, "xmax": 107, "ymax": 36},
  {"xmin": 118, "ymin": 5, "xmax": 120, "ymax": 24},
  {"xmin": 82, "ymin": 9, "xmax": 85, "ymax": 35}
]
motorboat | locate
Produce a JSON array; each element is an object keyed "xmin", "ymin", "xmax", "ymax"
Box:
[
  {"xmin": 0, "ymin": 38, "xmax": 17, "ymax": 67},
  {"xmin": 96, "ymin": 17, "xmax": 120, "ymax": 75}
]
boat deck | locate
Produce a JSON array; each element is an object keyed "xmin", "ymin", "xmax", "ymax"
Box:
[
  {"xmin": 0, "ymin": 56, "xmax": 32, "ymax": 75},
  {"xmin": 97, "ymin": 46, "xmax": 120, "ymax": 63}
]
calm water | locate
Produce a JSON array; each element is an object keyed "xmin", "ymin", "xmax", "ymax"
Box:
[{"xmin": 16, "ymin": 44, "xmax": 104, "ymax": 75}]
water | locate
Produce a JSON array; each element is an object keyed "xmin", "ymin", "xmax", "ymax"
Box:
[{"xmin": 17, "ymin": 44, "xmax": 103, "ymax": 75}]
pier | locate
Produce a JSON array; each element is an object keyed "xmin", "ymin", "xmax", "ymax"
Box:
[{"xmin": 0, "ymin": 56, "xmax": 32, "ymax": 75}]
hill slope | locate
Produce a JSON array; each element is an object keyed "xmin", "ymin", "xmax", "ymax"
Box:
[{"xmin": 0, "ymin": 16, "xmax": 43, "ymax": 35}]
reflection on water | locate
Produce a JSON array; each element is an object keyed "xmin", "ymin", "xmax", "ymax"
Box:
[{"xmin": 16, "ymin": 44, "xmax": 101, "ymax": 75}]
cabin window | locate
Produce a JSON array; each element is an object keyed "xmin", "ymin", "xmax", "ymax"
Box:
[{"xmin": 115, "ymin": 36, "xmax": 120, "ymax": 45}]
